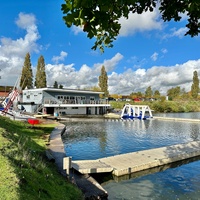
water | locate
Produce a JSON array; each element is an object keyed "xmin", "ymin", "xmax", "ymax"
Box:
[{"xmin": 62, "ymin": 113, "xmax": 200, "ymax": 200}]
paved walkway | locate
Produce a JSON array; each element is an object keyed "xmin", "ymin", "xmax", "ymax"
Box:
[
  {"xmin": 47, "ymin": 123, "xmax": 108, "ymax": 199},
  {"xmin": 47, "ymin": 123, "xmax": 66, "ymax": 175}
]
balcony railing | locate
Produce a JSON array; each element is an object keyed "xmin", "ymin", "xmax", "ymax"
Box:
[{"xmin": 44, "ymin": 98, "xmax": 109, "ymax": 105}]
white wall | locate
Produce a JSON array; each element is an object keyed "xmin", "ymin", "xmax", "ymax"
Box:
[
  {"xmin": 23, "ymin": 105, "xmax": 37, "ymax": 113},
  {"xmin": 54, "ymin": 107, "xmax": 86, "ymax": 115}
]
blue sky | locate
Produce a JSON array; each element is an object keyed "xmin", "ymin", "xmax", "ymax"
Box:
[{"xmin": 0, "ymin": 0, "xmax": 200, "ymax": 95}]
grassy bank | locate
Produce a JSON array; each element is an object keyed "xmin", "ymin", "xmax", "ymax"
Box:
[
  {"xmin": 110, "ymin": 100, "xmax": 200, "ymax": 113},
  {"xmin": 0, "ymin": 116, "xmax": 83, "ymax": 200}
]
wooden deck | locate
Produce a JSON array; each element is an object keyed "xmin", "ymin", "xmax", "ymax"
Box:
[{"xmin": 71, "ymin": 141, "xmax": 200, "ymax": 176}]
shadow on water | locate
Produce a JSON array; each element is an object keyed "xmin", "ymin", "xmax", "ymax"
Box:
[{"xmin": 91, "ymin": 155, "xmax": 200, "ymax": 185}]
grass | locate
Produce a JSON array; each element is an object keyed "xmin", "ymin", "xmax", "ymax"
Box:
[{"xmin": 0, "ymin": 116, "xmax": 83, "ymax": 200}]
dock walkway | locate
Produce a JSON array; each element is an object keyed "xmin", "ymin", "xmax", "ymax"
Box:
[{"xmin": 71, "ymin": 141, "xmax": 200, "ymax": 176}]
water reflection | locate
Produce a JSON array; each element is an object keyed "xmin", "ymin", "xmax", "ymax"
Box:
[
  {"xmin": 102, "ymin": 157, "xmax": 200, "ymax": 200},
  {"xmin": 62, "ymin": 115, "xmax": 200, "ymax": 199},
  {"xmin": 62, "ymin": 119, "xmax": 200, "ymax": 161}
]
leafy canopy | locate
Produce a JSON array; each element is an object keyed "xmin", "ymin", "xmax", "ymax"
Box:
[{"xmin": 61, "ymin": 0, "xmax": 200, "ymax": 52}]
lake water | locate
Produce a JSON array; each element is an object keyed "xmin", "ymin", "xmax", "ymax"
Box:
[{"xmin": 62, "ymin": 113, "xmax": 200, "ymax": 200}]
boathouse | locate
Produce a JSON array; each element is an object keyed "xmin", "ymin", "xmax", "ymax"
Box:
[{"xmin": 20, "ymin": 88, "xmax": 110, "ymax": 116}]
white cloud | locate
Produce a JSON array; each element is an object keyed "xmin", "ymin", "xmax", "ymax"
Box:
[
  {"xmin": 52, "ymin": 51, "xmax": 68, "ymax": 64},
  {"xmin": 16, "ymin": 12, "xmax": 36, "ymax": 29},
  {"xmin": 108, "ymin": 59, "xmax": 200, "ymax": 95},
  {"xmin": 163, "ymin": 27, "xmax": 188, "ymax": 39},
  {"xmin": 93, "ymin": 53, "xmax": 123, "ymax": 73},
  {"xmin": 45, "ymin": 54, "xmax": 200, "ymax": 96},
  {"xmin": 151, "ymin": 52, "xmax": 158, "ymax": 61},
  {"xmin": 172, "ymin": 27, "xmax": 188, "ymax": 38},
  {"xmin": 45, "ymin": 53, "xmax": 123, "ymax": 88},
  {"xmin": 161, "ymin": 48, "xmax": 168, "ymax": 54},
  {"xmin": 119, "ymin": 9, "xmax": 162, "ymax": 36},
  {"xmin": 71, "ymin": 25, "xmax": 83, "ymax": 35},
  {"xmin": 0, "ymin": 12, "xmax": 40, "ymax": 86}
]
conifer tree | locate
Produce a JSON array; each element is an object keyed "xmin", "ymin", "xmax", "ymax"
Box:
[
  {"xmin": 98, "ymin": 65, "xmax": 109, "ymax": 98},
  {"xmin": 35, "ymin": 55, "xmax": 47, "ymax": 88},
  {"xmin": 53, "ymin": 81, "xmax": 58, "ymax": 88},
  {"xmin": 145, "ymin": 86, "xmax": 153, "ymax": 98},
  {"xmin": 20, "ymin": 53, "xmax": 33, "ymax": 90},
  {"xmin": 191, "ymin": 71, "xmax": 199, "ymax": 98}
]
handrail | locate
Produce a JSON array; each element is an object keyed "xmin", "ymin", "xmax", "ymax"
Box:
[{"xmin": 43, "ymin": 98, "xmax": 109, "ymax": 105}]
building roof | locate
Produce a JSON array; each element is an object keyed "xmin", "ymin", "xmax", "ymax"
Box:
[{"xmin": 23, "ymin": 87, "xmax": 104, "ymax": 95}]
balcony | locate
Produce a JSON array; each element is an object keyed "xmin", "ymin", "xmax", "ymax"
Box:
[{"xmin": 43, "ymin": 98, "xmax": 109, "ymax": 105}]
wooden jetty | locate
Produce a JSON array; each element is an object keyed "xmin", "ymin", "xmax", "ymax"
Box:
[{"xmin": 68, "ymin": 141, "xmax": 200, "ymax": 177}]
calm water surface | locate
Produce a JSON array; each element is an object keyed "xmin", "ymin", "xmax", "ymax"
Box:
[{"xmin": 62, "ymin": 113, "xmax": 200, "ymax": 200}]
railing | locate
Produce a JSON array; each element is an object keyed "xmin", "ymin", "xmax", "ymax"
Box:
[{"xmin": 43, "ymin": 98, "xmax": 109, "ymax": 105}]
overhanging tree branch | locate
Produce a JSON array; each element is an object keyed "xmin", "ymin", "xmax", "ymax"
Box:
[{"xmin": 61, "ymin": 0, "xmax": 200, "ymax": 52}]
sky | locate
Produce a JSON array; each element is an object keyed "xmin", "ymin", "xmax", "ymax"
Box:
[{"xmin": 0, "ymin": 0, "xmax": 200, "ymax": 95}]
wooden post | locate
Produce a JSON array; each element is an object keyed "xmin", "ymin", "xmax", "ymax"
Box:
[{"xmin": 63, "ymin": 157, "xmax": 72, "ymax": 177}]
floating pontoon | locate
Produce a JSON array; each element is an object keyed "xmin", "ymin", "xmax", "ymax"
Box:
[{"xmin": 121, "ymin": 104, "xmax": 153, "ymax": 120}]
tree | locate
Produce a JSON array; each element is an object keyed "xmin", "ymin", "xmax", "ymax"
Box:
[
  {"xmin": 145, "ymin": 86, "xmax": 152, "ymax": 98},
  {"xmin": 191, "ymin": 70, "xmax": 199, "ymax": 98},
  {"xmin": 53, "ymin": 81, "xmax": 58, "ymax": 88},
  {"xmin": 35, "ymin": 55, "xmax": 47, "ymax": 88},
  {"xmin": 90, "ymin": 86, "xmax": 101, "ymax": 92},
  {"xmin": 153, "ymin": 90, "xmax": 160, "ymax": 99},
  {"xmin": 167, "ymin": 86, "xmax": 181, "ymax": 100},
  {"xmin": 59, "ymin": 84, "xmax": 63, "ymax": 89},
  {"xmin": 99, "ymin": 66, "xmax": 109, "ymax": 98},
  {"xmin": 20, "ymin": 53, "xmax": 33, "ymax": 90},
  {"xmin": 62, "ymin": 0, "xmax": 200, "ymax": 52}
]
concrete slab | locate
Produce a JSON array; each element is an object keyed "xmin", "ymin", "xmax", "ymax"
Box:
[
  {"xmin": 71, "ymin": 141, "xmax": 200, "ymax": 177},
  {"xmin": 72, "ymin": 160, "xmax": 113, "ymax": 174}
]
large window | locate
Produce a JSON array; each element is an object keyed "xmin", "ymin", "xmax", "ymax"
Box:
[{"xmin": 55, "ymin": 95, "xmax": 86, "ymax": 104}]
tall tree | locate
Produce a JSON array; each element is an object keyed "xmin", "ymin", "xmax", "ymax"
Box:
[
  {"xmin": 99, "ymin": 66, "xmax": 109, "ymax": 98},
  {"xmin": 62, "ymin": 0, "xmax": 200, "ymax": 52},
  {"xmin": 53, "ymin": 81, "xmax": 58, "ymax": 88},
  {"xmin": 20, "ymin": 53, "xmax": 33, "ymax": 90},
  {"xmin": 145, "ymin": 86, "xmax": 153, "ymax": 98},
  {"xmin": 154, "ymin": 90, "xmax": 160, "ymax": 99},
  {"xmin": 167, "ymin": 86, "xmax": 181, "ymax": 100},
  {"xmin": 191, "ymin": 71, "xmax": 199, "ymax": 98},
  {"xmin": 35, "ymin": 55, "xmax": 47, "ymax": 88}
]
